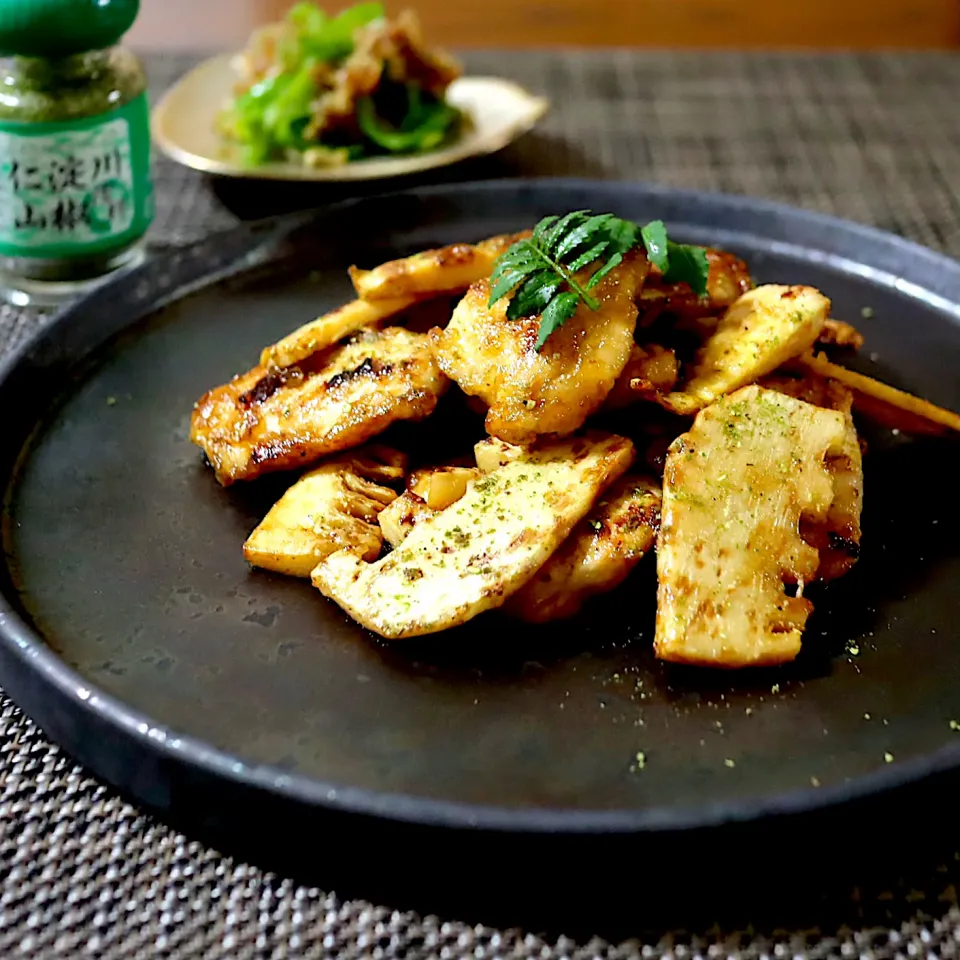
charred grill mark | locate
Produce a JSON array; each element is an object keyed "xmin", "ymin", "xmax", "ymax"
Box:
[
  {"xmin": 250, "ymin": 438, "xmax": 300, "ymax": 465},
  {"xmin": 328, "ymin": 356, "xmax": 374, "ymax": 388},
  {"xmin": 239, "ymin": 368, "xmax": 301, "ymax": 407},
  {"xmin": 466, "ymin": 550, "xmax": 495, "ymax": 574},
  {"xmin": 325, "ymin": 357, "xmax": 394, "ymax": 390},
  {"xmin": 399, "ymin": 500, "xmax": 426, "ymax": 523},
  {"xmin": 827, "ymin": 531, "xmax": 861, "ymax": 557},
  {"xmin": 622, "ymin": 499, "xmax": 662, "ymax": 535},
  {"xmin": 191, "ymin": 327, "xmax": 445, "ymax": 486}
]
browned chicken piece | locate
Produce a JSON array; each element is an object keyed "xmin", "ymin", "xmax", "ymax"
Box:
[
  {"xmin": 243, "ymin": 447, "xmax": 407, "ymax": 577},
  {"xmin": 760, "ymin": 373, "xmax": 863, "ymax": 581},
  {"xmin": 307, "ymin": 10, "xmax": 462, "ymax": 140},
  {"xmin": 349, "ymin": 232, "xmax": 530, "ymax": 303},
  {"xmin": 431, "ymin": 251, "xmax": 650, "ymax": 444},
  {"xmin": 504, "ymin": 475, "xmax": 662, "ymax": 623},
  {"xmin": 603, "ymin": 343, "xmax": 680, "ymax": 410},
  {"xmin": 191, "ymin": 327, "xmax": 448, "ymax": 485},
  {"xmin": 638, "ymin": 248, "xmax": 754, "ymax": 327},
  {"xmin": 817, "ymin": 318, "xmax": 864, "ymax": 351}
]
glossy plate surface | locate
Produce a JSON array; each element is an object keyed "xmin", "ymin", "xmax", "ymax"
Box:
[
  {"xmin": 151, "ymin": 54, "xmax": 549, "ymax": 181},
  {"xmin": 1, "ymin": 179, "xmax": 960, "ymax": 841}
]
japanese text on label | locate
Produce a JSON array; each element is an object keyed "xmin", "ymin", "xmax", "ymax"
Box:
[{"xmin": 0, "ymin": 117, "xmax": 135, "ymax": 250}]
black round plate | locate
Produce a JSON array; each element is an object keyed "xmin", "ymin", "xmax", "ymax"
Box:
[{"xmin": 2, "ymin": 178, "xmax": 960, "ymax": 853}]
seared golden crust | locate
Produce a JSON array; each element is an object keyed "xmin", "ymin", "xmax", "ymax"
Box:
[
  {"xmin": 638, "ymin": 248, "xmax": 754, "ymax": 326},
  {"xmin": 505, "ymin": 475, "xmax": 661, "ymax": 623},
  {"xmin": 431, "ymin": 252, "xmax": 649, "ymax": 444},
  {"xmin": 191, "ymin": 328, "xmax": 447, "ymax": 485}
]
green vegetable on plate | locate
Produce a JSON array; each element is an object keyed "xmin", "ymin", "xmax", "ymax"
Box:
[{"xmin": 217, "ymin": 1, "xmax": 464, "ymax": 168}]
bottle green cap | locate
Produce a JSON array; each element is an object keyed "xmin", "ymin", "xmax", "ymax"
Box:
[{"xmin": 0, "ymin": 0, "xmax": 140, "ymax": 58}]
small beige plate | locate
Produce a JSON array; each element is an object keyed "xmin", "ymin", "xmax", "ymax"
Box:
[{"xmin": 151, "ymin": 54, "xmax": 549, "ymax": 182}]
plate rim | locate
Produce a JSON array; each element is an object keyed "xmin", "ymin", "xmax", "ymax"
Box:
[
  {"xmin": 150, "ymin": 54, "xmax": 550, "ymax": 182},
  {"xmin": 3, "ymin": 176, "xmax": 960, "ymax": 836}
]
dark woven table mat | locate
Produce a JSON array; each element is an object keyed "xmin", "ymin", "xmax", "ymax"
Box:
[{"xmin": 3, "ymin": 50, "xmax": 960, "ymax": 958}]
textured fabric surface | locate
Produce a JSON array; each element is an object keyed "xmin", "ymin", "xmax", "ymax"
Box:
[{"xmin": 3, "ymin": 50, "xmax": 960, "ymax": 958}]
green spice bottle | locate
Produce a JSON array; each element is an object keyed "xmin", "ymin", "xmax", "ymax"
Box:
[{"xmin": 0, "ymin": 0, "xmax": 154, "ymax": 305}]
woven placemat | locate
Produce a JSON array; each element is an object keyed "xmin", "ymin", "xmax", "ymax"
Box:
[{"xmin": 3, "ymin": 50, "xmax": 960, "ymax": 959}]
